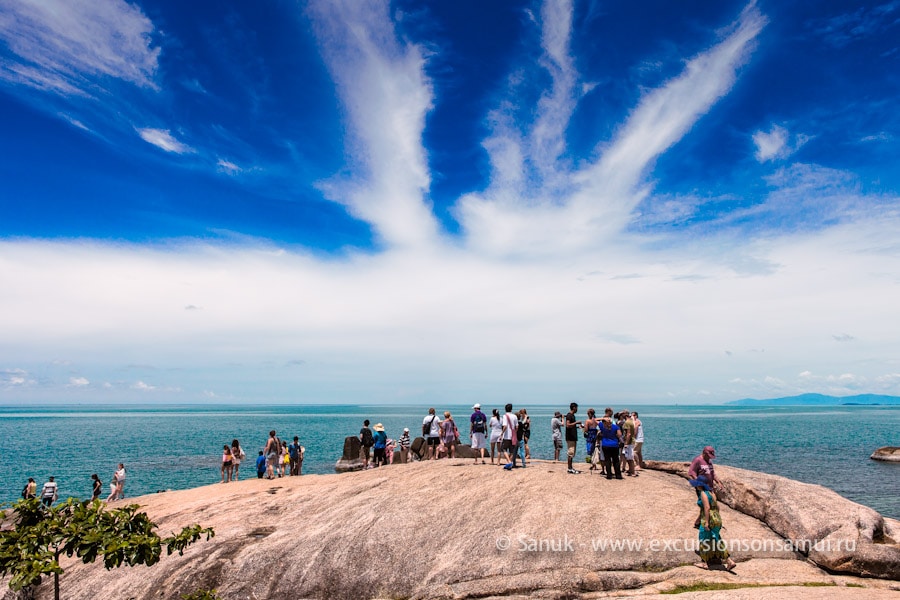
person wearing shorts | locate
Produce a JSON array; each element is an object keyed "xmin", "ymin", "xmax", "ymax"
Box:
[
  {"xmin": 551, "ymin": 411, "xmax": 564, "ymax": 461},
  {"xmin": 469, "ymin": 404, "xmax": 488, "ymax": 464},
  {"xmin": 500, "ymin": 403, "xmax": 518, "ymax": 468},
  {"xmin": 565, "ymin": 403, "xmax": 582, "ymax": 474},
  {"xmin": 423, "ymin": 408, "xmax": 440, "ymax": 460}
]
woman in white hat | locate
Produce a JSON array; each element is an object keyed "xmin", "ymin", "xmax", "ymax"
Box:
[{"xmin": 372, "ymin": 423, "xmax": 388, "ymax": 467}]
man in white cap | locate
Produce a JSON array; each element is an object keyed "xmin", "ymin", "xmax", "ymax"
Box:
[
  {"xmin": 470, "ymin": 403, "xmax": 488, "ymax": 464},
  {"xmin": 398, "ymin": 427, "xmax": 411, "ymax": 463}
]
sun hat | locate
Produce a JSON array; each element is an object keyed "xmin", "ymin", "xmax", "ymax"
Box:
[
  {"xmin": 373, "ymin": 423, "xmax": 385, "ymax": 432},
  {"xmin": 403, "ymin": 427, "xmax": 409, "ymax": 432},
  {"xmin": 703, "ymin": 445, "xmax": 716, "ymax": 458}
]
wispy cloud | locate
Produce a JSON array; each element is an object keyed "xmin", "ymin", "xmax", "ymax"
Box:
[
  {"xmin": 308, "ymin": 0, "xmax": 439, "ymax": 248},
  {"xmin": 0, "ymin": 0, "xmax": 160, "ymax": 95},
  {"xmin": 812, "ymin": 1, "xmax": 900, "ymax": 48},
  {"xmin": 216, "ymin": 159, "xmax": 242, "ymax": 175},
  {"xmin": 458, "ymin": 1, "xmax": 768, "ymax": 255},
  {"xmin": 137, "ymin": 128, "xmax": 196, "ymax": 154}
]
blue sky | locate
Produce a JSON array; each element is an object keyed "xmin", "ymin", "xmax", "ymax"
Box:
[{"xmin": 1, "ymin": 0, "xmax": 899, "ymax": 404}]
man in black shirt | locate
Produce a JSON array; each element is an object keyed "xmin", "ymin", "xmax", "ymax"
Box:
[{"xmin": 565, "ymin": 402, "xmax": 583, "ymax": 474}]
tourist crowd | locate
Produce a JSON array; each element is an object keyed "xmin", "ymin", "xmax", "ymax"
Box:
[{"xmin": 355, "ymin": 402, "xmax": 645, "ymax": 477}]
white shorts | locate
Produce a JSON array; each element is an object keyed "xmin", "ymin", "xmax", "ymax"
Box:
[
  {"xmin": 624, "ymin": 444, "xmax": 634, "ymax": 460},
  {"xmin": 471, "ymin": 432, "xmax": 487, "ymax": 449}
]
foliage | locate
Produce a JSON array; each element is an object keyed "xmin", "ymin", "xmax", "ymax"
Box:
[{"xmin": 0, "ymin": 498, "xmax": 214, "ymax": 598}]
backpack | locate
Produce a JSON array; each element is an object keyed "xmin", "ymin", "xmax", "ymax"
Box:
[
  {"xmin": 361, "ymin": 427, "xmax": 374, "ymax": 447},
  {"xmin": 422, "ymin": 416, "xmax": 435, "ymax": 436},
  {"xmin": 472, "ymin": 412, "xmax": 486, "ymax": 434}
]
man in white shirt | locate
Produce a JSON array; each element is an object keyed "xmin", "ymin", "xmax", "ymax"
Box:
[{"xmin": 500, "ymin": 403, "xmax": 519, "ymax": 469}]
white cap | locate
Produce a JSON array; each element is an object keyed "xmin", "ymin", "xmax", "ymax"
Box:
[{"xmin": 473, "ymin": 403, "xmax": 481, "ymax": 409}]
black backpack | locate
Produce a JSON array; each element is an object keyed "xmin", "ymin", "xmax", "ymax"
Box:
[
  {"xmin": 422, "ymin": 416, "xmax": 435, "ymax": 436},
  {"xmin": 361, "ymin": 427, "xmax": 374, "ymax": 447}
]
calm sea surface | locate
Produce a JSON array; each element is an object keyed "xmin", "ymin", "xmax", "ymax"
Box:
[{"xmin": 1, "ymin": 404, "xmax": 897, "ymax": 519}]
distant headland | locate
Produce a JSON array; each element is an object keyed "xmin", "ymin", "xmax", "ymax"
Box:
[{"xmin": 727, "ymin": 393, "xmax": 900, "ymax": 406}]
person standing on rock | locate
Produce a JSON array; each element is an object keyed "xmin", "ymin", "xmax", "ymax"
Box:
[
  {"xmin": 621, "ymin": 410, "xmax": 637, "ymax": 477},
  {"xmin": 288, "ymin": 436, "xmax": 303, "ymax": 475},
  {"xmin": 256, "ymin": 450, "xmax": 266, "ymax": 478},
  {"xmin": 265, "ymin": 431, "xmax": 280, "ymax": 479},
  {"xmin": 519, "ymin": 408, "xmax": 532, "ymax": 460},
  {"xmin": 551, "ymin": 411, "xmax": 564, "ymax": 462},
  {"xmin": 359, "ymin": 420, "xmax": 374, "ymax": 469},
  {"xmin": 516, "ymin": 409, "xmax": 529, "ymax": 468},
  {"xmin": 221, "ymin": 445, "xmax": 234, "ymax": 483},
  {"xmin": 423, "ymin": 408, "xmax": 440, "ymax": 460},
  {"xmin": 231, "ymin": 439, "xmax": 246, "ymax": 480},
  {"xmin": 372, "ymin": 423, "xmax": 388, "ymax": 467},
  {"xmin": 688, "ymin": 446, "xmax": 718, "ymax": 527},
  {"xmin": 565, "ymin": 403, "xmax": 582, "ymax": 474},
  {"xmin": 500, "ymin": 403, "xmax": 519, "ymax": 469},
  {"xmin": 40, "ymin": 476, "xmax": 58, "ymax": 507},
  {"xmin": 440, "ymin": 412, "xmax": 458, "ymax": 459},
  {"xmin": 115, "ymin": 464, "xmax": 127, "ymax": 500},
  {"xmin": 470, "ymin": 404, "xmax": 488, "ymax": 464},
  {"xmin": 598, "ymin": 417, "xmax": 623, "ymax": 479},
  {"xmin": 489, "ymin": 409, "xmax": 503, "ymax": 465},
  {"xmin": 91, "ymin": 474, "xmax": 102, "ymax": 501},
  {"xmin": 692, "ymin": 478, "xmax": 736, "ymax": 571},
  {"xmin": 632, "ymin": 411, "xmax": 644, "ymax": 469},
  {"xmin": 23, "ymin": 477, "xmax": 37, "ymax": 499},
  {"xmin": 398, "ymin": 428, "xmax": 411, "ymax": 463}
]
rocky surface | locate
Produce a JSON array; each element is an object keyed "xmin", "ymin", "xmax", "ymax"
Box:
[
  {"xmin": 871, "ymin": 446, "xmax": 900, "ymax": 462},
  {"xmin": 6, "ymin": 460, "xmax": 899, "ymax": 600}
]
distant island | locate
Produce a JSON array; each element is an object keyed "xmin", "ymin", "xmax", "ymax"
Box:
[{"xmin": 728, "ymin": 393, "xmax": 900, "ymax": 406}]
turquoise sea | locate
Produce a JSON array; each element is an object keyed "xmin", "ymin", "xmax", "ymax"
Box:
[{"xmin": 1, "ymin": 404, "xmax": 897, "ymax": 519}]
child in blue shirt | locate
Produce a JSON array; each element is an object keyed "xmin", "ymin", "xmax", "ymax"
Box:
[{"xmin": 255, "ymin": 451, "xmax": 266, "ymax": 479}]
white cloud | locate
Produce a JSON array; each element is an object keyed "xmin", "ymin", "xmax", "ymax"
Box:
[
  {"xmin": 137, "ymin": 128, "xmax": 195, "ymax": 154},
  {"xmin": 308, "ymin": 0, "xmax": 439, "ymax": 248},
  {"xmin": 753, "ymin": 124, "xmax": 809, "ymax": 162},
  {"xmin": 1, "ymin": 368, "xmax": 33, "ymax": 388},
  {"xmin": 458, "ymin": 1, "xmax": 768, "ymax": 256},
  {"xmin": 68, "ymin": 376, "xmax": 90, "ymax": 387},
  {"xmin": 0, "ymin": 0, "xmax": 160, "ymax": 95},
  {"xmin": 216, "ymin": 159, "xmax": 242, "ymax": 175}
]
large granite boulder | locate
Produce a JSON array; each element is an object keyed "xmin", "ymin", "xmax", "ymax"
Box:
[
  {"xmin": 871, "ymin": 447, "xmax": 900, "ymax": 462},
  {"xmin": 17, "ymin": 460, "xmax": 899, "ymax": 600},
  {"xmin": 645, "ymin": 460, "xmax": 900, "ymax": 579},
  {"xmin": 333, "ymin": 436, "xmax": 365, "ymax": 472}
]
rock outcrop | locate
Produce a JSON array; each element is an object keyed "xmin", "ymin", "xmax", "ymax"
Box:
[
  {"xmin": 333, "ymin": 435, "xmax": 365, "ymax": 472},
  {"xmin": 8, "ymin": 460, "xmax": 899, "ymax": 600},
  {"xmin": 645, "ymin": 460, "xmax": 900, "ymax": 579},
  {"xmin": 871, "ymin": 446, "xmax": 900, "ymax": 462}
]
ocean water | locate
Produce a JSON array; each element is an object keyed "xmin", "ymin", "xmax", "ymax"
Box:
[{"xmin": 0, "ymin": 404, "xmax": 897, "ymax": 519}]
